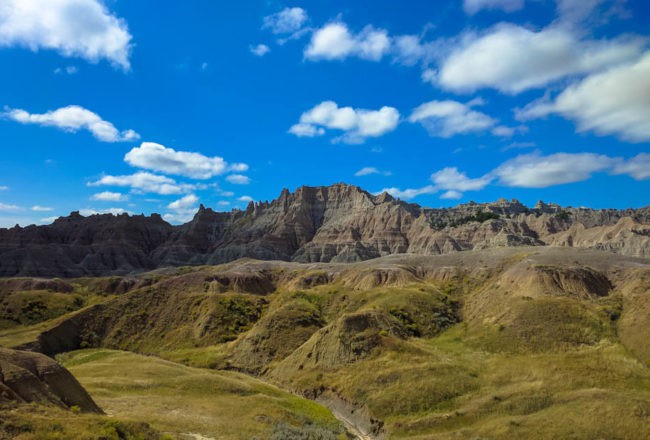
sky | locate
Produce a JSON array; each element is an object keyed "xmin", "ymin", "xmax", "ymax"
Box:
[{"xmin": 0, "ymin": 0, "xmax": 649, "ymax": 227}]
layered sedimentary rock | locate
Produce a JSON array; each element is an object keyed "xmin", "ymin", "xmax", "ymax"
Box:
[
  {"xmin": 0, "ymin": 183, "xmax": 648, "ymax": 276},
  {"xmin": 0, "ymin": 347, "xmax": 101, "ymax": 412}
]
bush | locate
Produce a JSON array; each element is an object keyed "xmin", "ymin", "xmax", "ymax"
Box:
[{"xmin": 270, "ymin": 422, "xmax": 338, "ymax": 440}]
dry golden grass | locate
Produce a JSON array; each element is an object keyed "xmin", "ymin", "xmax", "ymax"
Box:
[{"xmin": 60, "ymin": 349, "xmax": 343, "ymax": 440}]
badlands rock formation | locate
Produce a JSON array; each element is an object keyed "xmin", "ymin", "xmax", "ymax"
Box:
[
  {"xmin": 0, "ymin": 183, "xmax": 648, "ymax": 277},
  {"xmin": 0, "ymin": 347, "xmax": 101, "ymax": 412}
]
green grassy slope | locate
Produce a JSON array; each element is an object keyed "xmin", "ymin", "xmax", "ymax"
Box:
[
  {"xmin": 59, "ymin": 349, "xmax": 343, "ymax": 440},
  {"xmin": 0, "ymin": 248, "xmax": 648, "ymax": 439}
]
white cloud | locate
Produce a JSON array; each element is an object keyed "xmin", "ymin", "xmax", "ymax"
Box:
[
  {"xmin": 217, "ymin": 201, "xmax": 230, "ymax": 206},
  {"xmin": 435, "ymin": 23, "xmax": 645, "ymax": 93},
  {"xmin": 31, "ymin": 205, "xmax": 53, "ymax": 212},
  {"xmin": 54, "ymin": 66, "xmax": 78, "ymax": 74},
  {"xmin": 290, "ymin": 101, "xmax": 399, "ymax": 144},
  {"xmin": 394, "ymin": 151, "xmax": 648, "ymax": 201},
  {"xmin": 40, "ymin": 216, "xmax": 59, "ymax": 224},
  {"xmin": 354, "ymin": 167, "xmax": 391, "ymax": 177},
  {"xmin": 238, "ymin": 195, "xmax": 253, "ymax": 202},
  {"xmin": 0, "ymin": 0, "xmax": 132, "ymax": 69},
  {"xmin": 167, "ymin": 194, "xmax": 198, "ymax": 211},
  {"xmin": 440, "ymin": 190, "xmax": 463, "ymax": 200},
  {"xmin": 250, "ymin": 43, "xmax": 270, "ymax": 56},
  {"xmin": 0, "ymin": 202, "xmax": 23, "ymax": 212},
  {"xmin": 288, "ymin": 123, "xmax": 325, "ymax": 137},
  {"xmin": 392, "ymin": 34, "xmax": 439, "ymax": 66},
  {"xmin": 226, "ymin": 174, "xmax": 251, "ymax": 185},
  {"xmin": 90, "ymin": 191, "xmax": 128, "ymax": 202},
  {"xmin": 305, "ymin": 22, "xmax": 390, "ymax": 61},
  {"xmin": 378, "ymin": 185, "xmax": 437, "ymax": 200},
  {"xmin": 463, "ymin": 0, "xmax": 525, "ymax": 15},
  {"xmin": 89, "ymin": 171, "xmax": 199, "ymax": 195},
  {"xmin": 431, "ymin": 167, "xmax": 492, "ymax": 191},
  {"xmin": 517, "ymin": 52, "xmax": 650, "ymax": 142},
  {"xmin": 229, "ymin": 163, "xmax": 249, "ymax": 172},
  {"xmin": 79, "ymin": 207, "xmax": 130, "ymax": 216},
  {"xmin": 219, "ymin": 191, "xmax": 235, "ymax": 197},
  {"xmin": 612, "ymin": 153, "xmax": 650, "ymax": 180},
  {"xmin": 124, "ymin": 142, "xmax": 246, "ymax": 179},
  {"xmin": 0, "ymin": 186, "xmax": 8, "ymax": 191},
  {"xmin": 163, "ymin": 194, "xmax": 199, "ymax": 224},
  {"xmin": 409, "ymin": 99, "xmax": 512, "ymax": 138},
  {"xmin": 263, "ymin": 7, "xmax": 308, "ymax": 34},
  {"xmin": 493, "ymin": 152, "xmax": 616, "ymax": 187},
  {"xmin": 4, "ymin": 105, "xmax": 139, "ymax": 142}
]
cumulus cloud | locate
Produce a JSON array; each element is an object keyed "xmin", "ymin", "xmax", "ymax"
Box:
[
  {"xmin": 263, "ymin": 7, "xmax": 308, "ymax": 34},
  {"xmin": 409, "ymin": 100, "xmax": 512, "ymax": 138},
  {"xmin": 612, "ymin": 153, "xmax": 650, "ymax": 180},
  {"xmin": 463, "ymin": 0, "xmax": 525, "ymax": 15},
  {"xmin": 290, "ymin": 101, "xmax": 399, "ymax": 144},
  {"xmin": 164, "ymin": 194, "xmax": 199, "ymax": 224},
  {"xmin": 517, "ymin": 52, "xmax": 650, "ymax": 142},
  {"xmin": 237, "ymin": 195, "xmax": 253, "ymax": 202},
  {"xmin": 4, "ymin": 105, "xmax": 139, "ymax": 142},
  {"xmin": 226, "ymin": 174, "xmax": 251, "ymax": 185},
  {"xmin": 0, "ymin": 0, "xmax": 132, "ymax": 69},
  {"xmin": 124, "ymin": 142, "xmax": 245, "ymax": 179},
  {"xmin": 31, "ymin": 205, "xmax": 53, "ymax": 212},
  {"xmin": 378, "ymin": 185, "xmax": 437, "ymax": 200},
  {"xmin": 354, "ymin": 167, "xmax": 391, "ymax": 177},
  {"xmin": 167, "ymin": 194, "xmax": 198, "ymax": 211},
  {"xmin": 90, "ymin": 191, "xmax": 128, "ymax": 202},
  {"xmin": 431, "ymin": 167, "xmax": 492, "ymax": 191},
  {"xmin": 305, "ymin": 22, "xmax": 390, "ymax": 61},
  {"xmin": 433, "ymin": 23, "xmax": 645, "ymax": 93},
  {"xmin": 89, "ymin": 171, "xmax": 200, "ymax": 195},
  {"xmin": 250, "ymin": 43, "xmax": 270, "ymax": 56}
]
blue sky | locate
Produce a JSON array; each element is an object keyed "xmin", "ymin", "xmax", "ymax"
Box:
[{"xmin": 0, "ymin": 0, "xmax": 649, "ymax": 226}]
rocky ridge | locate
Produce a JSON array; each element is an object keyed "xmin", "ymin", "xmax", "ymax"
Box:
[{"xmin": 0, "ymin": 183, "xmax": 648, "ymax": 277}]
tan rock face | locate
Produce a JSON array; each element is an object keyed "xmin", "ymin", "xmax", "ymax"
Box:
[
  {"xmin": 0, "ymin": 347, "xmax": 101, "ymax": 412},
  {"xmin": 0, "ymin": 183, "xmax": 648, "ymax": 276}
]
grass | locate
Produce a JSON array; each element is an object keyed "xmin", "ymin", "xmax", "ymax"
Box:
[
  {"xmin": 2, "ymin": 252, "xmax": 648, "ymax": 439},
  {"xmin": 59, "ymin": 349, "xmax": 343, "ymax": 440},
  {"xmin": 0, "ymin": 402, "xmax": 164, "ymax": 440}
]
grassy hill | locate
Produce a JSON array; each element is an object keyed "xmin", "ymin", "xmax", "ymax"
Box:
[{"xmin": 0, "ymin": 247, "xmax": 648, "ymax": 439}]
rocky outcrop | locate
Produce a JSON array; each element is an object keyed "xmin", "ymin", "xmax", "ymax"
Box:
[
  {"xmin": 0, "ymin": 184, "xmax": 648, "ymax": 277},
  {"xmin": 0, "ymin": 347, "xmax": 101, "ymax": 412}
]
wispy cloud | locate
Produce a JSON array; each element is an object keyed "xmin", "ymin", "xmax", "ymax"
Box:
[
  {"xmin": 263, "ymin": 7, "xmax": 308, "ymax": 34},
  {"xmin": 226, "ymin": 174, "xmax": 251, "ymax": 185},
  {"xmin": 250, "ymin": 44, "xmax": 270, "ymax": 56},
  {"xmin": 354, "ymin": 167, "xmax": 391, "ymax": 177},
  {"xmin": 31, "ymin": 205, "xmax": 53, "ymax": 212}
]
